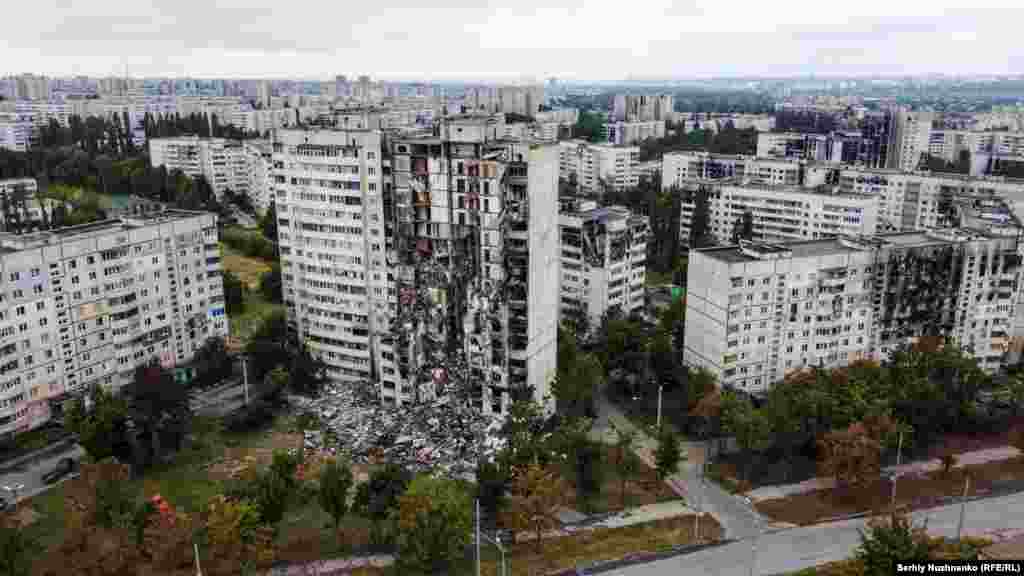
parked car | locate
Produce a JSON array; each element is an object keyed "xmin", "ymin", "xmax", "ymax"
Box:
[{"xmin": 41, "ymin": 457, "xmax": 76, "ymax": 484}]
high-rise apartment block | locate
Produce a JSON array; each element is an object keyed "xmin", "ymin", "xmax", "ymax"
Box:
[
  {"xmin": 662, "ymin": 151, "xmax": 805, "ymax": 189},
  {"xmin": 685, "ymin": 229, "xmax": 1023, "ymax": 394},
  {"xmin": 678, "ymin": 180, "xmax": 879, "ymax": 246},
  {"xmin": 558, "ymin": 141, "xmax": 642, "ymax": 194},
  {"xmin": 0, "ymin": 211, "xmax": 226, "ymax": 436},
  {"xmin": 272, "ymin": 117, "xmax": 561, "ymax": 416},
  {"xmin": 559, "ymin": 201, "xmax": 648, "ymax": 327},
  {"xmin": 889, "ymin": 109, "xmax": 935, "ymax": 171},
  {"xmin": 612, "ymin": 94, "xmax": 673, "ymax": 123},
  {"xmin": 148, "ymin": 136, "xmax": 250, "ymax": 199},
  {"xmin": 604, "ymin": 120, "xmax": 666, "ymax": 146}
]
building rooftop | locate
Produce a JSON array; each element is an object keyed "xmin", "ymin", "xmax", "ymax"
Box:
[
  {"xmin": 694, "ymin": 228, "xmax": 1010, "ymax": 264},
  {"xmin": 0, "ymin": 210, "xmax": 213, "ymax": 252}
]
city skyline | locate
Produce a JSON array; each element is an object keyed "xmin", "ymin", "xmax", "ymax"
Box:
[{"xmin": 3, "ymin": 0, "xmax": 1022, "ymax": 81}]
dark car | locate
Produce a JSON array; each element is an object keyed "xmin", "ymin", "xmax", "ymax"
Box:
[{"xmin": 41, "ymin": 457, "xmax": 76, "ymax": 484}]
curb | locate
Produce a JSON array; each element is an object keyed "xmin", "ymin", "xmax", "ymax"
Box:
[
  {"xmin": 0, "ymin": 437, "xmax": 78, "ymax": 471},
  {"xmin": 547, "ymin": 539, "xmax": 736, "ymax": 575}
]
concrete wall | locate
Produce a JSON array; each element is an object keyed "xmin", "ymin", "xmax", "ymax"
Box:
[{"xmin": 526, "ymin": 144, "xmax": 560, "ymax": 416}]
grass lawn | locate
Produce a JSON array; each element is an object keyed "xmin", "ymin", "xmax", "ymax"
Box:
[
  {"xmin": 483, "ymin": 514, "xmax": 722, "ymax": 576},
  {"xmin": 229, "ymin": 290, "xmax": 282, "ymax": 342},
  {"xmin": 21, "ymin": 413, "xmax": 305, "ymax": 549},
  {"xmin": 755, "ymin": 455, "xmax": 1024, "ymax": 526},
  {"xmin": 221, "ymin": 244, "xmax": 273, "ymax": 290}
]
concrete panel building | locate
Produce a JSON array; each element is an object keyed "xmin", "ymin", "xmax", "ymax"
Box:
[
  {"xmin": 679, "ymin": 180, "xmax": 879, "ymax": 246},
  {"xmin": 148, "ymin": 136, "xmax": 250, "ymax": 199},
  {"xmin": 686, "ymin": 230, "xmax": 1022, "ymax": 394},
  {"xmin": 0, "ymin": 211, "xmax": 226, "ymax": 437},
  {"xmin": 559, "ymin": 202, "xmax": 648, "ymax": 327},
  {"xmin": 558, "ymin": 141, "xmax": 642, "ymax": 194}
]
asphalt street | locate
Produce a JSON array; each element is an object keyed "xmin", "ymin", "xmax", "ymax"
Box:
[
  {"xmin": 0, "ymin": 443, "xmax": 84, "ymax": 503},
  {"xmin": 610, "ymin": 490, "xmax": 1024, "ymax": 575}
]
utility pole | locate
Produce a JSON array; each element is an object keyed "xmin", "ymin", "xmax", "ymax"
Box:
[
  {"xmin": 956, "ymin": 474, "xmax": 971, "ymax": 541},
  {"xmin": 242, "ymin": 355, "xmax": 250, "ymax": 406},
  {"xmin": 657, "ymin": 383, "xmax": 664, "ymax": 430},
  {"xmin": 476, "ymin": 499, "xmax": 481, "ymax": 576},
  {"xmin": 194, "ymin": 543, "xmax": 203, "ymax": 576}
]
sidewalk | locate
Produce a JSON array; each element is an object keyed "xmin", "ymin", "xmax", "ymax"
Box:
[
  {"xmin": 591, "ymin": 394, "xmax": 773, "ymax": 539},
  {"xmin": 746, "ymin": 445, "xmax": 1023, "ymax": 503}
]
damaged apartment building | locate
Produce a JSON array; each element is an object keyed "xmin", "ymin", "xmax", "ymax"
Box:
[
  {"xmin": 686, "ymin": 224, "xmax": 1024, "ymax": 395},
  {"xmin": 559, "ymin": 200, "xmax": 648, "ymax": 328},
  {"xmin": 273, "ymin": 115, "xmax": 560, "ymax": 418}
]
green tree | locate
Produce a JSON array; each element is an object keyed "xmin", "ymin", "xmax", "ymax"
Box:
[
  {"xmin": 553, "ymin": 327, "xmax": 602, "ymax": 419},
  {"xmin": 289, "ymin": 344, "xmax": 329, "ymax": 396},
  {"xmin": 252, "ymin": 467, "xmax": 291, "ymax": 526},
  {"xmin": 394, "ymin": 475, "xmax": 473, "ymax": 574},
  {"xmin": 475, "ymin": 460, "xmax": 509, "ymax": 531},
  {"xmin": 65, "ymin": 385, "xmax": 130, "ymax": 462},
  {"xmin": 318, "ymin": 458, "xmax": 355, "ymax": 530},
  {"xmin": 856, "ymin": 512, "xmax": 936, "ymax": 573},
  {"xmin": 654, "ymin": 428, "xmax": 682, "ymax": 482},
  {"xmin": 222, "ymin": 270, "xmax": 246, "ymax": 316},
  {"xmin": 192, "ymin": 336, "xmax": 231, "ymax": 389},
  {"xmin": 574, "ymin": 111, "xmax": 606, "ymax": 143},
  {"xmin": 720, "ymin": 391, "xmax": 773, "ymax": 481},
  {"xmin": 260, "ymin": 264, "xmax": 283, "ymax": 303},
  {"xmin": 0, "ymin": 514, "xmax": 42, "ymax": 576},
  {"xmin": 354, "ymin": 463, "xmax": 413, "ymax": 544},
  {"xmin": 124, "ymin": 360, "xmax": 191, "ymax": 470},
  {"xmin": 612, "ymin": 427, "xmax": 639, "ymax": 508},
  {"xmin": 499, "ymin": 400, "xmax": 552, "ymax": 471},
  {"xmin": 260, "ymin": 202, "xmax": 278, "ymax": 242}
]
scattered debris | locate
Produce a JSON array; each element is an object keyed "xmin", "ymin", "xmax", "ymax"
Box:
[{"xmin": 293, "ymin": 381, "xmax": 506, "ymax": 480}]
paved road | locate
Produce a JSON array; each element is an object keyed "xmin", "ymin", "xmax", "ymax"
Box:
[
  {"xmin": 610, "ymin": 490, "xmax": 1024, "ymax": 575},
  {"xmin": 0, "ymin": 443, "xmax": 84, "ymax": 503}
]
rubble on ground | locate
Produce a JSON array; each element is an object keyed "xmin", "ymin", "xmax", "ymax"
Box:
[{"xmin": 293, "ymin": 381, "xmax": 506, "ymax": 480}]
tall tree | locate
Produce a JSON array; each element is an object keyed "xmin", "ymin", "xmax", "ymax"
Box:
[
  {"xmin": 124, "ymin": 360, "xmax": 191, "ymax": 470},
  {"xmin": 318, "ymin": 458, "xmax": 355, "ymax": 530},
  {"xmin": 503, "ymin": 463, "xmax": 567, "ymax": 552},
  {"xmin": 394, "ymin": 475, "xmax": 474, "ymax": 574}
]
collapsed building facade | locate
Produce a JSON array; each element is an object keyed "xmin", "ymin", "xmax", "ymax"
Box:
[{"xmin": 274, "ymin": 116, "xmax": 559, "ymax": 418}]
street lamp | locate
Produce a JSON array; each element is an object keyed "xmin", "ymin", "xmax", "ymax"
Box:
[
  {"xmin": 3, "ymin": 483, "xmax": 25, "ymax": 504},
  {"xmin": 741, "ymin": 495, "xmax": 761, "ymax": 576},
  {"xmin": 656, "ymin": 382, "xmax": 664, "ymax": 431}
]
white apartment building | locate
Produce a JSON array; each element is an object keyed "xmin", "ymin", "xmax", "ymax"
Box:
[
  {"xmin": 890, "ymin": 109, "xmax": 935, "ymax": 171},
  {"xmin": 0, "ymin": 178, "xmax": 55, "ymax": 227},
  {"xmin": 271, "ymin": 128, "xmax": 391, "ymax": 393},
  {"xmin": 243, "ymin": 141, "xmax": 274, "ymax": 214},
  {"xmin": 604, "ymin": 121, "xmax": 666, "ymax": 146},
  {"xmin": 662, "ymin": 151, "xmax": 805, "ymax": 190},
  {"xmin": 612, "ymin": 94, "xmax": 673, "ymax": 123},
  {"xmin": 148, "ymin": 136, "xmax": 249, "ymax": 199},
  {"xmin": 0, "ymin": 211, "xmax": 226, "ymax": 437},
  {"xmin": 756, "ymin": 132, "xmax": 832, "ymax": 161},
  {"xmin": 679, "ymin": 180, "xmax": 879, "ymax": 246},
  {"xmin": 0, "ymin": 112, "xmax": 32, "ymax": 152},
  {"xmin": 558, "ymin": 141, "xmax": 641, "ymax": 194},
  {"xmin": 928, "ymin": 130, "xmax": 1024, "ymax": 175},
  {"xmin": 559, "ymin": 202, "xmax": 648, "ymax": 326},
  {"xmin": 535, "ymin": 109, "xmax": 579, "ymax": 126},
  {"xmin": 685, "ymin": 230, "xmax": 1022, "ymax": 394},
  {"xmin": 808, "ymin": 166, "xmax": 1024, "ymax": 232}
]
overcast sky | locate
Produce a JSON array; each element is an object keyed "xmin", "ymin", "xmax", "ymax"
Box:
[{"xmin": 3, "ymin": 0, "xmax": 1021, "ymax": 80}]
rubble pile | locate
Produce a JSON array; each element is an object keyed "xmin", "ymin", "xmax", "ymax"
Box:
[{"xmin": 295, "ymin": 381, "xmax": 506, "ymax": 480}]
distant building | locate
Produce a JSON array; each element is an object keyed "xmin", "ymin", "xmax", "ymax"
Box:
[
  {"xmin": 559, "ymin": 201, "xmax": 648, "ymax": 327},
  {"xmin": 678, "ymin": 179, "xmax": 879, "ymax": 246},
  {"xmin": 889, "ymin": 108, "xmax": 935, "ymax": 171},
  {"xmin": 604, "ymin": 120, "xmax": 666, "ymax": 146},
  {"xmin": 148, "ymin": 136, "xmax": 249, "ymax": 199},
  {"xmin": 612, "ymin": 94, "xmax": 673, "ymax": 123},
  {"xmin": 0, "ymin": 112, "xmax": 32, "ymax": 152},
  {"xmin": 662, "ymin": 151, "xmax": 805, "ymax": 189},
  {"xmin": 558, "ymin": 141, "xmax": 641, "ymax": 194}
]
